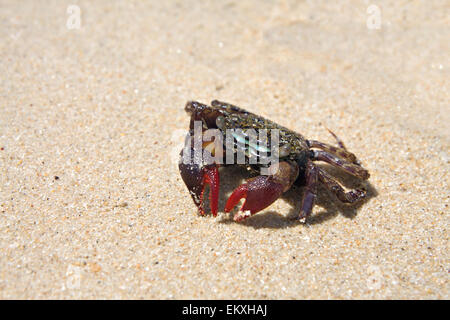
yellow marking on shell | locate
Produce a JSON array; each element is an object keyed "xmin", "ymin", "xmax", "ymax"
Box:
[{"xmin": 203, "ymin": 141, "xmax": 215, "ymax": 156}]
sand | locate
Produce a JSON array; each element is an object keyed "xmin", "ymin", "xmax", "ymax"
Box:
[{"xmin": 0, "ymin": 0, "xmax": 448, "ymax": 299}]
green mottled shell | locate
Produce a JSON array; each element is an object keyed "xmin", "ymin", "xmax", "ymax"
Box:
[{"xmin": 210, "ymin": 100, "xmax": 309, "ymax": 163}]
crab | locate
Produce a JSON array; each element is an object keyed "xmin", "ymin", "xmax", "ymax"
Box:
[{"xmin": 178, "ymin": 100, "xmax": 370, "ymax": 223}]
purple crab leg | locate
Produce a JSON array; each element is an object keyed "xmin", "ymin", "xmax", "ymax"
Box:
[
  {"xmin": 325, "ymin": 128, "xmax": 347, "ymax": 150},
  {"xmin": 317, "ymin": 168, "xmax": 366, "ymax": 203},
  {"xmin": 298, "ymin": 161, "xmax": 319, "ymax": 222},
  {"xmin": 312, "ymin": 150, "xmax": 370, "ymax": 180},
  {"xmin": 307, "ymin": 139, "xmax": 357, "ymax": 163}
]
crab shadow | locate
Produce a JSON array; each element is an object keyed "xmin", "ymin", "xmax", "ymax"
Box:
[{"xmin": 213, "ymin": 164, "xmax": 378, "ymax": 229}]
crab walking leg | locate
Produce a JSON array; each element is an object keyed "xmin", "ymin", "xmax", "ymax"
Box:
[
  {"xmin": 325, "ymin": 128, "xmax": 347, "ymax": 150},
  {"xmin": 225, "ymin": 161, "xmax": 299, "ymax": 222},
  {"xmin": 317, "ymin": 168, "xmax": 366, "ymax": 203},
  {"xmin": 298, "ymin": 162, "xmax": 319, "ymax": 222},
  {"xmin": 307, "ymin": 139, "xmax": 357, "ymax": 163},
  {"xmin": 324, "ymin": 128, "xmax": 364, "ymax": 165},
  {"xmin": 312, "ymin": 150, "xmax": 370, "ymax": 180}
]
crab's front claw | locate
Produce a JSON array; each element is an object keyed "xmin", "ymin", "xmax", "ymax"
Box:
[
  {"xmin": 225, "ymin": 161, "xmax": 299, "ymax": 222},
  {"xmin": 179, "ymin": 130, "xmax": 221, "ymax": 217},
  {"xmin": 225, "ymin": 175, "xmax": 284, "ymax": 222},
  {"xmin": 179, "ymin": 159, "xmax": 220, "ymax": 217}
]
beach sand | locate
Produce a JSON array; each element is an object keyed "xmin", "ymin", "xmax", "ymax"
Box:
[{"xmin": 0, "ymin": 0, "xmax": 448, "ymax": 299}]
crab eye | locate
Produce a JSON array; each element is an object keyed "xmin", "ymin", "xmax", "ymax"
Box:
[
  {"xmin": 279, "ymin": 143, "xmax": 291, "ymax": 158},
  {"xmin": 215, "ymin": 116, "xmax": 225, "ymax": 129}
]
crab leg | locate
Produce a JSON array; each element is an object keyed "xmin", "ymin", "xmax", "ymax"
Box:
[
  {"xmin": 225, "ymin": 161, "xmax": 299, "ymax": 221},
  {"xmin": 307, "ymin": 140, "xmax": 357, "ymax": 163},
  {"xmin": 312, "ymin": 150, "xmax": 370, "ymax": 180},
  {"xmin": 325, "ymin": 128, "xmax": 347, "ymax": 150},
  {"xmin": 298, "ymin": 161, "xmax": 319, "ymax": 222},
  {"xmin": 317, "ymin": 168, "xmax": 366, "ymax": 203}
]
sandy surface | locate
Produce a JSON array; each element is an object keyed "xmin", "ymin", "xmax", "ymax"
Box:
[{"xmin": 0, "ymin": 0, "xmax": 448, "ymax": 299}]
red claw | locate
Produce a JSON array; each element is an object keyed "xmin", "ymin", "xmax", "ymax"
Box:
[
  {"xmin": 225, "ymin": 176, "xmax": 284, "ymax": 222},
  {"xmin": 179, "ymin": 156, "xmax": 220, "ymax": 217},
  {"xmin": 224, "ymin": 184, "xmax": 247, "ymax": 213},
  {"xmin": 202, "ymin": 165, "xmax": 219, "ymax": 217}
]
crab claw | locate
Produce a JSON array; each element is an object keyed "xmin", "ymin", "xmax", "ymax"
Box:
[
  {"xmin": 203, "ymin": 165, "xmax": 219, "ymax": 216},
  {"xmin": 179, "ymin": 160, "xmax": 220, "ymax": 217},
  {"xmin": 225, "ymin": 175, "xmax": 285, "ymax": 222},
  {"xmin": 225, "ymin": 161, "xmax": 299, "ymax": 222}
]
